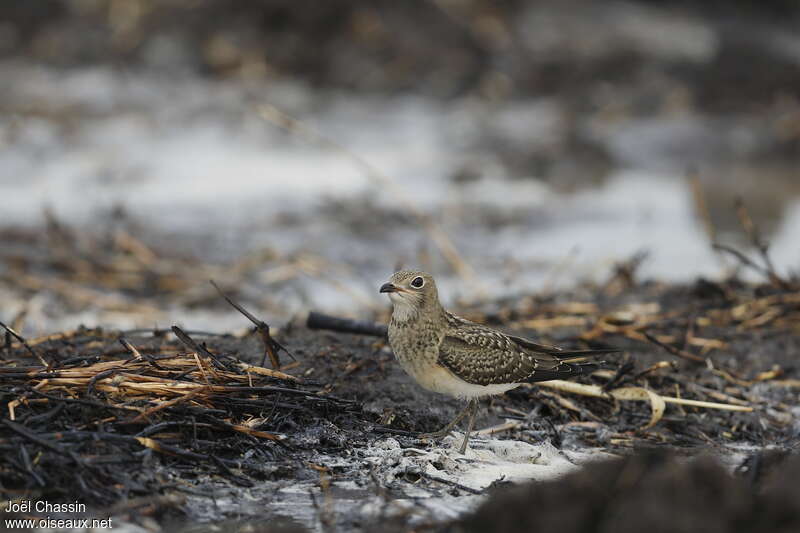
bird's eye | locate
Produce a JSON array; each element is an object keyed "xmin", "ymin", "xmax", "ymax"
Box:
[{"xmin": 411, "ymin": 276, "xmax": 424, "ymax": 288}]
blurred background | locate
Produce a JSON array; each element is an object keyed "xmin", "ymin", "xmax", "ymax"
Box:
[{"xmin": 0, "ymin": 0, "xmax": 799, "ymax": 333}]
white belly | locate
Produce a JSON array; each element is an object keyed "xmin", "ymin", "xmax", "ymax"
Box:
[{"xmin": 402, "ymin": 362, "xmax": 520, "ymax": 399}]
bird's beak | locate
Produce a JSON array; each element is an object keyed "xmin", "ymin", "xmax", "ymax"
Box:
[{"xmin": 379, "ymin": 282, "xmax": 399, "ymax": 293}]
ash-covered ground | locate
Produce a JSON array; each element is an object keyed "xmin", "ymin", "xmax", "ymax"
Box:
[{"xmin": 1, "ymin": 267, "xmax": 798, "ymax": 531}]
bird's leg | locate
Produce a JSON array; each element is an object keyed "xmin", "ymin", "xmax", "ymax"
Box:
[
  {"xmin": 458, "ymin": 399, "xmax": 479, "ymax": 454},
  {"xmin": 418, "ymin": 400, "xmax": 473, "ymax": 439}
]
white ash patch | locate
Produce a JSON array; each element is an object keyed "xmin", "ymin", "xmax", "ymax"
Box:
[
  {"xmin": 352, "ymin": 435, "xmax": 615, "ymax": 526},
  {"xmin": 359, "ymin": 435, "xmax": 613, "ymax": 493}
]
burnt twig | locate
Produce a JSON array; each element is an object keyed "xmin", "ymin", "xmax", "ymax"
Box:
[
  {"xmin": 712, "ymin": 199, "xmax": 792, "ymax": 290},
  {"xmin": 642, "ymin": 331, "xmax": 704, "ymax": 363},
  {"xmin": 307, "ymin": 311, "xmax": 388, "ymax": 337},
  {"xmin": 417, "ymin": 470, "xmax": 484, "ymax": 495},
  {"xmin": 171, "ymin": 325, "xmax": 227, "ymax": 370},
  {"xmin": 119, "ymin": 336, "xmax": 163, "ymax": 369},
  {"xmin": 2, "ymin": 418, "xmax": 70, "ymax": 457},
  {"xmin": 210, "ymin": 280, "xmax": 294, "ymax": 368},
  {"xmin": 0, "ymin": 319, "xmax": 48, "ymax": 366},
  {"xmin": 735, "ymin": 198, "xmax": 788, "ymax": 288},
  {"xmin": 713, "ymin": 243, "xmax": 773, "ymax": 279},
  {"xmin": 602, "ymin": 360, "xmax": 635, "ymax": 391}
]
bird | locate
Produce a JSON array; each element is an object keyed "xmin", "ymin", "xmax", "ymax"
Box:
[{"xmin": 380, "ymin": 270, "xmax": 618, "ymax": 454}]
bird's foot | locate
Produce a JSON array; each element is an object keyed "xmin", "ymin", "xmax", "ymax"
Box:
[
  {"xmin": 417, "ymin": 406, "xmax": 472, "ymax": 441},
  {"xmin": 417, "ymin": 399, "xmax": 479, "ymax": 453},
  {"xmin": 458, "ymin": 435, "xmax": 469, "ymax": 455}
]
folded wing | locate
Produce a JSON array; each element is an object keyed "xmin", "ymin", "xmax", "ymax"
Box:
[{"xmin": 437, "ymin": 319, "xmax": 616, "ymax": 386}]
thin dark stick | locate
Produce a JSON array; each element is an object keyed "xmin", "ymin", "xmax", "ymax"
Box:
[
  {"xmin": 19, "ymin": 444, "xmax": 46, "ymax": 486},
  {"xmin": 736, "ymin": 199, "xmax": 772, "ymax": 271},
  {"xmin": 417, "ymin": 471, "xmax": 483, "ymax": 495},
  {"xmin": 710, "ymin": 199, "xmax": 793, "ymax": 290},
  {"xmin": 602, "ymin": 360, "xmax": 635, "ymax": 391},
  {"xmin": 307, "ymin": 312, "xmax": 388, "ymax": 338},
  {"xmin": 119, "ymin": 337, "xmax": 163, "ymax": 369},
  {"xmin": 171, "ymin": 326, "xmax": 227, "ymax": 370},
  {"xmin": 371, "ymin": 426, "xmax": 419, "ymax": 436},
  {"xmin": 86, "ymin": 368, "xmax": 122, "ymax": 397},
  {"xmin": 712, "ymin": 243, "xmax": 771, "ymax": 278},
  {"xmin": 0, "ymin": 319, "xmax": 48, "ymax": 366},
  {"xmin": 2, "ymin": 418, "xmax": 69, "ymax": 456},
  {"xmin": 25, "ymin": 403, "xmax": 65, "ymax": 425},
  {"xmin": 210, "ymin": 280, "xmax": 295, "ymax": 367},
  {"xmin": 642, "ymin": 331, "xmax": 704, "ymax": 363}
]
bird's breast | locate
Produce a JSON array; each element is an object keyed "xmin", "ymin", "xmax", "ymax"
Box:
[
  {"xmin": 387, "ymin": 322, "xmax": 518, "ymax": 398},
  {"xmin": 387, "ymin": 321, "xmax": 439, "ymax": 370}
]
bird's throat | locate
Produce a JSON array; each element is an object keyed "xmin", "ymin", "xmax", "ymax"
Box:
[{"xmin": 391, "ymin": 301, "xmax": 419, "ymax": 324}]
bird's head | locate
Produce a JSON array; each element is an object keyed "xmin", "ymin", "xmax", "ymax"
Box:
[{"xmin": 380, "ymin": 270, "xmax": 440, "ymax": 321}]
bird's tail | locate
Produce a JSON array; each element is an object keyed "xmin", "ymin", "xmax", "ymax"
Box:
[
  {"xmin": 566, "ymin": 360, "xmax": 612, "ymax": 374},
  {"xmin": 555, "ymin": 348, "xmax": 620, "ymax": 365},
  {"xmin": 528, "ymin": 358, "xmax": 615, "ymax": 382}
]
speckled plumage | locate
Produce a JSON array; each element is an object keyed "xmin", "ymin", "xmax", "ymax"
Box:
[
  {"xmin": 380, "ymin": 270, "xmax": 616, "ymax": 453},
  {"xmin": 384, "ymin": 271, "xmax": 607, "ymax": 396}
]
